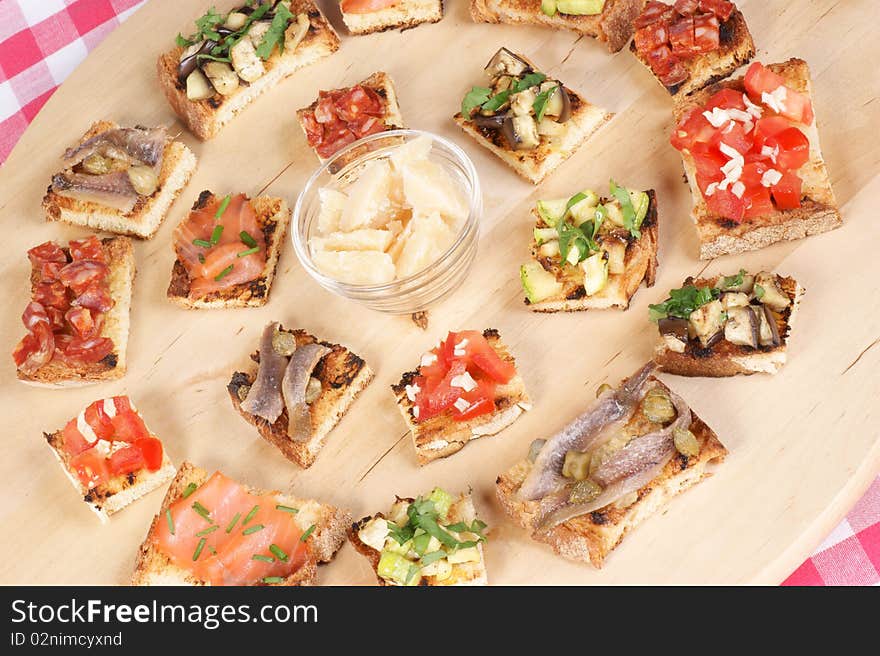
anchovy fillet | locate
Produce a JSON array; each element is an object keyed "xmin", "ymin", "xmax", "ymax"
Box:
[
  {"xmin": 241, "ymin": 322, "xmax": 288, "ymax": 423},
  {"xmin": 282, "ymin": 343, "xmax": 330, "ymax": 442},
  {"xmin": 63, "ymin": 126, "xmax": 168, "ymax": 167}
]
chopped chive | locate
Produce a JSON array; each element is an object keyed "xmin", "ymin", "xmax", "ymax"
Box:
[
  {"xmin": 276, "ymin": 504, "xmax": 298, "ymax": 514},
  {"xmin": 215, "ymin": 194, "xmax": 232, "ymax": 219},
  {"xmin": 214, "ymin": 264, "xmax": 234, "ymax": 281},
  {"xmin": 242, "ymin": 524, "xmax": 264, "ymax": 536},
  {"xmin": 198, "ymin": 253, "xmax": 206, "ymax": 264},
  {"xmin": 243, "ymin": 505, "xmax": 259, "ymax": 526},
  {"xmin": 192, "ymin": 537, "xmax": 207, "ymax": 561},
  {"xmin": 269, "ymin": 544, "xmax": 289, "ymax": 562},
  {"xmin": 240, "ymin": 230, "xmax": 257, "ymax": 248},
  {"xmin": 182, "ymin": 482, "xmax": 198, "ymax": 498},
  {"xmin": 193, "ymin": 238, "xmax": 212, "ymax": 248},
  {"xmin": 300, "ymin": 524, "xmax": 316, "ymax": 542},
  {"xmin": 196, "ymin": 525, "xmax": 219, "ymax": 537},
  {"xmin": 252, "ymin": 554, "xmax": 275, "ymax": 563},
  {"xmin": 262, "ymin": 576, "xmax": 284, "ymax": 584},
  {"xmin": 225, "ymin": 512, "xmax": 241, "ymax": 534},
  {"xmin": 165, "ymin": 509, "xmax": 175, "ymax": 535},
  {"xmin": 192, "ymin": 501, "xmax": 211, "ymax": 521},
  {"xmin": 237, "ymin": 246, "xmax": 259, "ymax": 258},
  {"xmin": 210, "ymin": 224, "xmax": 224, "ymax": 245}
]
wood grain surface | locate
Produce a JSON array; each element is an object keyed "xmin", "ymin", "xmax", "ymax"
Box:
[{"xmin": 0, "ymin": 0, "xmax": 878, "ymax": 585}]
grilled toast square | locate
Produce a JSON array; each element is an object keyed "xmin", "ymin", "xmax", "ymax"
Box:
[
  {"xmin": 341, "ymin": 0, "xmax": 444, "ymax": 36},
  {"xmin": 524, "ymin": 190, "xmax": 659, "ymax": 312},
  {"xmin": 496, "ymin": 377, "xmax": 727, "ymax": 568},
  {"xmin": 470, "ymin": 0, "xmax": 645, "ymax": 53},
  {"xmin": 227, "ymin": 328, "xmax": 374, "ymax": 469},
  {"xmin": 42, "ymin": 121, "xmax": 196, "ymax": 239},
  {"xmin": 131, "ymin": 462, "xmax": 350, "ymax": 586},
  {"xmin": 630, "ymin": 5, "xmax": 755, "ymax": 97},
  {"xmin": 18, "ymin": 236, "xmax": 135, "ymax": 388},
  {"xmin": 392, "ymin": 329, "xmax": 530, "ymax": 465},
  {"xmin": 166, "ymin": 191, "xmax": 291, "ymax": 309},
  {"xmin": 157, "ymin": 0, "xmax": 340, "ymax": 140},
  {"xmin": 673, "ymin": 58, "xmax": 841, "ymax": 259}
]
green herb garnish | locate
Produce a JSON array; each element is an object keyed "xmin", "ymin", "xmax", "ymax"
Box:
[
  {"xmin": 269, "ymin": 544, "xmax": 289, "ymax": 562},
  {"xmin": 462, "ymin": 86, "xmax": 492, "ymax": 117},
  {"xmin": 412, "ymin": 532, "xmax": 432, "ymax": 556},
  {"xmin": 182, "ymin": 482, "xmax": 198, "ymax": 498},
  {"xmin": 300, "ymin": 524, "xmax": 316, "ymax": 542},
  {"xmin": 419, "ymin": 550, "xmax": 447, "ymax": 567},
  {"xmin": 405, "ymin": 563, "xmax": 421, "ymax": 584},
  {"xmin": 262, "ymin": 576, "xmax": 285, "ymax": 584},
  {"xmin": 754, "ymin": 284, "xmax": 765, "ymax": 299},
  {"xmin": 242, "ymin": 524, "xmax": 264, "ymax": 536},
  {"xmin": 195, "ymin": 53, "xmax": 231, "ymax": 63},
  {"xmin": 252, "ymin": 554, "xmax": 275, "ymax": 563},
  {"xmin": 512, "ymin": 72, "xmax": 547, "ymax": 93},
  {"xmin": 214, "ymin": 264, "xmax": 234, "ymax": 281},
  {"xmin": 198, "ymin": 253, "xmax": 206, "ymax": 264},
  {"xmin": 192, "ymin": 537, "xmax": 207, "ymax": 561},
  {"xmin": 196, "ymin": 525, "xmax": 219, "ymax": 537},
  {"xmin": 192, "ymin": 501, "xmax": 211, "ymax": 521},
  {"xmin": 176, "ymin": 33, "xmax": 194, "ymax": 47},
  {"xmin": 240, "ymin": 230, "xmax": 257, "ymax": 248},
  {"xmin": 243, "ymin": 505, "xmax": 259, "ymax": 526},
  {"xmin": 610, "ymin": 179, "xmax": 639, "ymax": 239},
  {"xmin": 237, "ymin": 246, "xmax": 259, "ymax": 258},
  {"xmin": 193, "ymin": 238, "xmax": 212, "ymax": 248},
  {"xmin": 255, "ymin": 3, "xmax": 294, "ymax": 60},
  {"xmin": 720, "ymin": 269, "xmax": 747, "ymax": 290},
  {"xmin": 649, "ymin": 285, "xmax": 721, "ymax": 322},
  {"xmin": 210, "ymin": 224, "xmax": 224, "ymax": 245},
  {"xmin": 214, "ymin": 194, "xmax": 231, "ymax": 219},
  {"xmin": 275, "ymin": 504, "xmax": 298, "ymax": 514},
  {"xmin": 533, "ymin": 84, "xmax": 558, "ymax": 122},
  {"xmin": 165, "ymin": 509, "xmax": 175, "ymax": 535},
  {"xmin": 225, "ymin": 512, "xmax": 241, "ymax": 534},
  {"xmin": 481, "ymin": 90, "xmax": 511, "ymax": 113}
]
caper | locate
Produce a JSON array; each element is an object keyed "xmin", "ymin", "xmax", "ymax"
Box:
[
  {"xmin": 236, "ymin": 384, "xmax": 251, "ymax": 402},
  {"xmin": 81, "ymin": 154, "xmax": 111, "ymax": 175},
  {"xmin": 126, "ymin": 165, "xmax": 159, "ymax": 196},
  {"xmin": 305, "ymin": 376, "xmax": 322, "ymax": 404},
  {"xmin": 596, "ymin": 383, "xmax": 612, "ymax": 398},
  {"xmin": 641, "ymin": 388, "xmax": 676, "ymax": 423},
  {"xmin": 562, "ymin": 450, "xmax": 591, "ymax": 480},
  {"xmin": 527, "ymin": 438, "xmax": 546, "ymax": 463},
  {"xmin": 569, "ymin": 479, "xmax": 603, "ymax": 504},
  {"xmin": 271, "ymin": 330, "xmax": 296, "ymax": 356},
  {"xmin": 673, "ymin": 427, "xmax": 700, "ymax": 457}
]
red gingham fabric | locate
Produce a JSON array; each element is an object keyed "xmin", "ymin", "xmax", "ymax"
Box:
[{"xmin": 0, "ymin": 0, "xmax": 878, "ymax": 586}]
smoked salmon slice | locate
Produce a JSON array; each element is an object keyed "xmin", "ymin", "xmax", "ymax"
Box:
[
  {"xmin": 173, "ymin": 193, "xmax": 266, "ymax": 300},
  {"xmin": 153, "ymin": 471, "xmax": 310, "ymax": 585}
]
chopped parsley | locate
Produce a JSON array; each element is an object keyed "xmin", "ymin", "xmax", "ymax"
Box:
[
  {"xmin": 512, "ymin": 72, "xmax": 546, "ymax": 93},
  {"xmin": 533, "ymin": 84, "xmax": 558, "ymax": 122},
  {"xmin": 649, "ymin": 284, "xmax": 721, "ymax": 322},
  {"xmin": 255, "ymin": 3, "xmax": 294, "ymax": 60},
  {"xmin": 754, "ymin": 284, "xmax": 765, "ymax": 300},
  {"xmin": 720, "ymin": 269, "xmax": 747, "ymax": 290},
  {"xmin": 610, "ymin": 179, "xmax": 640, "ymax": 239},
  {"xmin": 461, "ymin": 86, "xmax": 492, "ymax": 117}
]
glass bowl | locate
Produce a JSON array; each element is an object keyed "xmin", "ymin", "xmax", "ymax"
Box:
[{"xmin": 292, "ymin": 129, "xmax": 481, "ymax": 314}]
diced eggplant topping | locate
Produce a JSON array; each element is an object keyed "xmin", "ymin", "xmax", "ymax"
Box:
[
  {"xmin": 658, "ymin": 317, "xmax": 689, "ymax": 343},
  {"xmin": 721, "ymin": 292, "xmax": 749, "ymax": 309},
  {"xmin": 724, "ymin": 306, "xmax": 759, "ymax": 348},
  {"xmin": 503, "ymin": 115, "xmax": 540, "ymax": 150},
  {"xmin": 688, "ymin": 299, "xmax": 725, "ymax": 348},
  {"xmin": 202, "ymin": 61, "xmax": 239, "ymax": 96},
  {"xmin": 510, "ymin": 88, "xmax": 538, "ymax": 117},
  {"xmin": 178, "ymin": 40, "xmax": 217, "ymax": 84},
  {"xmin": 284, "ymin": 13, "xmax": 310, "ymax": 54},
  {"xmin": 231, "ymin": 37, "xmax": 265, "ymax": 83},
  {"xmin": 754, "ymin": 272, "xmax": 791, "ymax": 310},
  {"xmin": 186, "ymin": 68, "xmax": 214, "ymax": 100},
  {"xmin": 758, "ymin": 305, "xmax": 782, "ymax": 347},
  {"xmin": 485, "ymin": 47, "xmax": 531, "ymax": 78},
  {"xmin": 473, "ymin": 114, "xmax": 506, "ymax": 131}
]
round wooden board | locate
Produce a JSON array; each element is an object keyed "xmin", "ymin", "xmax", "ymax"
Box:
[{"xmin": 1, "ymin": 0, "xmax": 879, "ymax": 586}]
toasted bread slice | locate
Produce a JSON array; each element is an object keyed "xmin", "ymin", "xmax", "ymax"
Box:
[
  {"xmin": 673, "ymin": 58, "xmax": 841, "ymax": 259},
  {"xmin": 342, "ymin": 0, "xmax": 444, "ymax": 36},
  {"xmin": 496, "ymin": 377, "xmax": 727, "ymax": 568},
  {"xmin": 392, "ymin": 329, "xmax": 530, "ymax": 465},
  {"xmin": 131, "ymin": 462, "xmax": 350, "ymax": 586},
  {"xmin": 228, "ymin": 328, "xmax": 374, "ymax": 468},
  {"xmin": 454, "ymin": 86, "xmax": 612, "ymax": 185},
  {"xmin": 654, "ymin": 273, "xmax": 803, "ymax": 376},
  {"xmin": 350, "ymin": 492, "xmax": 488, "ymax": 586},
  {"xmin": 630, "ymin": 6, "xmax": 755, "ymax": 97},
  {"xmin": 166, "ymin": 192, "xmax": 291, "ymax": 309},
  {"xmin": 158, "ymin": 1, "xmax": 340, "ymax": 140},
  {"xmin": 44, "ymin": 407, "xmax": 175, "ymax": 523},
  {"xmin": 296, "ymin": 71, "xmax": 405, "ymax": 168},
  {"xmin": 18, "ymin": 236, "xmax": 135, "ymax": 387},
  {"xmin": 42, "ymin": 121, "xmax": 197, "ymax": 239},
  {"xmin": 470, "ymin": 0, "xmax": 644, "ymax": 52},
  {"xmin": 525, "ymin": 190, "xmax": 659, "ymax": 312}
]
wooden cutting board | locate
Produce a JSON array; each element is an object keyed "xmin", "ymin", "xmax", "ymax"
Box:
[{"xmin": 1, "ymin": 0, "xmax": 878, "ymax": 585}]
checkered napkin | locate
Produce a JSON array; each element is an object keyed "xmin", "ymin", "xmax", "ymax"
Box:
[{"xmin": 0, "ymin": 0, "xmax": 878, "ymax": 586}]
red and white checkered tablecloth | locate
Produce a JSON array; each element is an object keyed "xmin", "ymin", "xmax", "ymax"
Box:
[{"xmin": 0, "ymin": 0, "xmax": 878, "ymax": 586}]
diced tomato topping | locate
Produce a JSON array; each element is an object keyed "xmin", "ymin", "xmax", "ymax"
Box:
[
  {"xmin": 713, "ymin": 121, "xmax": 753, "ymax": 154},
  {"xmin": 739, "ymin": 161, "xmax": 769, "ymax": 189},
  {"xmin": 135, "ymin": 437, "xmax": 164, "ymax": 471},
  {"xmin": 83, "ymin": 401, "xmax": 116, "ymax": 441},
  {"xmin": 450, "ymin": 376, "xmax": 497, "ymax": 421},
  {"xmin": 62, "ymin": 418, "xmax": 95, "ymax": 457},
  {"xmin": 752, "ymin": 116, "xmax": 790, "ymax": 152},
  {"xmin": 691, "ymin": 143, "xmax": 726, "ymax": 182},
  {"xmin": 767, "ymin": 127, "xmax": 810, "ymax": 170},
  {"xmin": 670, "ymin": 107, "xmax": 716, "ymax": 151},
  {"xmin": 744, "ymin": 62, "xmax": 814, "ymax": 125},
  {"xmin": 108, "ymin": 445, "xmax": 146, "ymax": 477},
  {"xmin": 706, "ymin": 187, "xmax": 745, "ymax": 223},
  {"xmin": 743, "ymin": 186, "xmax": 774, "ymax": 219},
  {"xmin": 70, "ymin": 450, "xmax": 110, "ymax": 489},
  {"xmin": 705, "ymin": 88, "xmax": 747, "ymax": 112},
  {"xmin": 110, "ymin": 409, "xmax": 150, "ymax": 442},
  {"xmin": 771, "ymin": 171, "xmax": 803, "ymax": 209}
]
